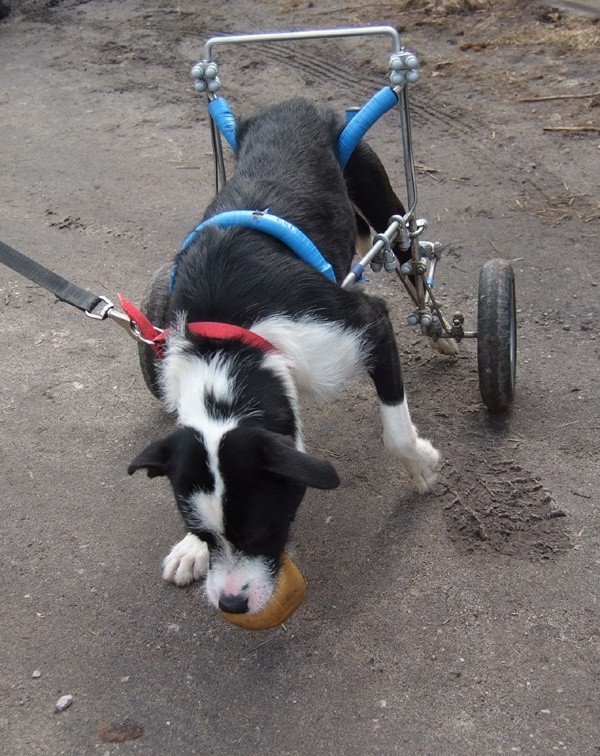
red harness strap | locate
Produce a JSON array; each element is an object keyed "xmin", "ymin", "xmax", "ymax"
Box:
[{"xmin": 118, "ymin": 295, "xmax": 276, "ymax": 357}]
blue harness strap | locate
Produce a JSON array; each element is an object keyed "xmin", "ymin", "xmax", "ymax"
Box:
[{"xmin": 171, "ymin": 210, "xmax": 336, "ymax": 291}]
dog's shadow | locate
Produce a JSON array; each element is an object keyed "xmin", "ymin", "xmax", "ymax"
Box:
[
  {"xmin": 297, "ymin": 488, "xmax": 435, "ymax": 624},
  {"xmin": 291, "ymin": 390, "xmax": 437, "ymax": 629}
]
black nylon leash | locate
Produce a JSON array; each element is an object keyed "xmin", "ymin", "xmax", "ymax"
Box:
[
  {"xmin": 0, "ymin": 238, "xmax": 155, "ymax": 344},
  {"xmin": 0, "ymin": 238, "xmax": 105, "ymax": 315}
]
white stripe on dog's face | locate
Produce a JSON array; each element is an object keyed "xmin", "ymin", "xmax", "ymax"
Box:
[
  {"xmin": 188, "ymin": 489, "xmax": 225, "ymax": 535},
  {"xmin": 160, "ymin": 330, "xmax": 238, "ymax": 537}
]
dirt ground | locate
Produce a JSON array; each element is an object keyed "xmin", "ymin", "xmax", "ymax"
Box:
[{"xmin": 1, "ymin": 1, "xmax": 599, "ymax": 754}]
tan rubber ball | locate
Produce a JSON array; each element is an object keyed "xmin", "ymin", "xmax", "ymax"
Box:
[{"xmin": 219, "ymin": 554, "xmax": 306, "ymax": 631}]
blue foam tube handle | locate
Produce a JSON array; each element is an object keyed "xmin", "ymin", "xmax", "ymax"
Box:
[
  {"xmin": 208, "ymin": 97, "xmax": 238, "ymax": 151},
  {"xmin": 337, "ymin": 87, "xmax": 399, "ymax": 168}
]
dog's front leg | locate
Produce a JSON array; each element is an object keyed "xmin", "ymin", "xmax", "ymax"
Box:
[
  {"xmin": 367, "ymin": 312, "xmax": 440, "ymax": 493},
  {"xmin": 379, "ymin": 400, "xmax": 440, "ymax": 493},
  {"xmin": 162, "ymin": 533, "xmax": 209, "ymax": 586}
]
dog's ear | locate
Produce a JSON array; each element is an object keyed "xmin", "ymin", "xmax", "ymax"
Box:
[
  {"xmin": 257, "ymin": 431, "xmax": 340, "ymax": 490},
  {"xmin": 128, "ymin": 433, "xmax": 179, "ymax": 478}
]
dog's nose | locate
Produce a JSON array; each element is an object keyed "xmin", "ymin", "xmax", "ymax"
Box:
[{"xmin": 218, "ymin": 593, "xmax": 249, "ymax": 614}]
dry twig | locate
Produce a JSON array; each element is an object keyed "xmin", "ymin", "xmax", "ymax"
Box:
[
  {"xmin": 415, "ymin": 163, "xmax": 442, "ymax": 174},
  {"xmin": 517, "ymin": 91, "xmax": 600, "ymax": 103},
  {"xmin": 543, "ymin": 126, "xmax": 600, "ymax": 133}
]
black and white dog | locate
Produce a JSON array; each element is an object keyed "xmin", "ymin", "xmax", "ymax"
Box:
[{"xmin": 129, "ymin": 98, "xmax": 440, "ymax": 615}]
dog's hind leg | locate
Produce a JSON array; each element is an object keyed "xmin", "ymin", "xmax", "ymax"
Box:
[
  {"xmin": 346, "ymin": 142, "xmax": 459, "ymax": 357},
  {"xmin": 354, "ymin": 208, "xmax": 374, "ymax": 256},
  {"xmin": 344, "ymin": 141, "xmax": 409, "ymax": 265},
  {"xmin": 364, "ymin": 298, "xmax": 440, "ymax": 493}
]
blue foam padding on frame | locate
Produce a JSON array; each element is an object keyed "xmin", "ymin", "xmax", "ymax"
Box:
[
  {"xmin": 337, "ymin": 87, "xmax": 399, "ymax": 169},
  {"xmin": 208, "ymin": 97, "xmax": 238, "ymax": 151}
]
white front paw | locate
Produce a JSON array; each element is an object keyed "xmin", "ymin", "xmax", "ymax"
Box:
[
  {"xmin": 162, "ymin": 533, "xmax": 209, "ymax": 586},
  {"xmin": 402, "ymin": 438, "xmax": 441, "ymax": 493}
]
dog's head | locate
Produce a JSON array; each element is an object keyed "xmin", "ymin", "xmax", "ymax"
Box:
[{"xmin": 129, "ymin": 424, "xmax": 339, "ymax": 613}]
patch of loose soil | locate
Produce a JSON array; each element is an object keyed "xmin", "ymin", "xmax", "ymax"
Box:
[{"xmin": 442, "ymin": 458, "xmax": 571, "ymax": 558}]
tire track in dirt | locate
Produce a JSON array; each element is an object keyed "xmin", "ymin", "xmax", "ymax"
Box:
[{"xmin": 244, "ymin": 39, "xmax": 480, "ymax": 136}]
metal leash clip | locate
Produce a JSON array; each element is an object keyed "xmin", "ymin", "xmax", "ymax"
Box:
[{"xmin": 85, "ymin": 296, "xmax": 162, "ymax": 345}]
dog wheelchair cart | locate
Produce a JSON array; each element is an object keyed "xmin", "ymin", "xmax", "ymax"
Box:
[{"xmin": 139, "ymin": 27, "xmax": 517, "ymax": 412}]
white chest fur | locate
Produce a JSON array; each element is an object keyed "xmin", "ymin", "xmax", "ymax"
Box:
[{"xmin": 252, "ymin": 315, "xmax": 368, "ymax": 399}]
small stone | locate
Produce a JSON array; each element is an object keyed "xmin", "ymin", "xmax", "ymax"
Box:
[
  {"xmin": 31, "ymin": 670, "xmax": 42, "ymax": 679},
  {"xmin": 540, "ymin": 708, "xmax": 551, "ymax": 716},
  {"xmin": 55, "ymin": 694, "xmax": 73, "ymax": 712}
]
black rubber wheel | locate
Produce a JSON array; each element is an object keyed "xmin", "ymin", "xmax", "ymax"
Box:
[
  {"xmin": 138, "ymin": 262, "xmax": 172, "ymax": 399},
  {"xmin": 477, "ymin": 259, "xmax": 517, "ymax": 412}
]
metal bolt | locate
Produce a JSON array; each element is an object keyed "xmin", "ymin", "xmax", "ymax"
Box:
[
  {"xmin": 390, "ymin": 54, "xmax": 403, "ymax": 71},
  {"xmin": 204, "ymin": 63, "xmax": 218, "ymax": 80},
  {"xmin": 191, "ymin": 63, "xmax": 205, "ymax": 80}
]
